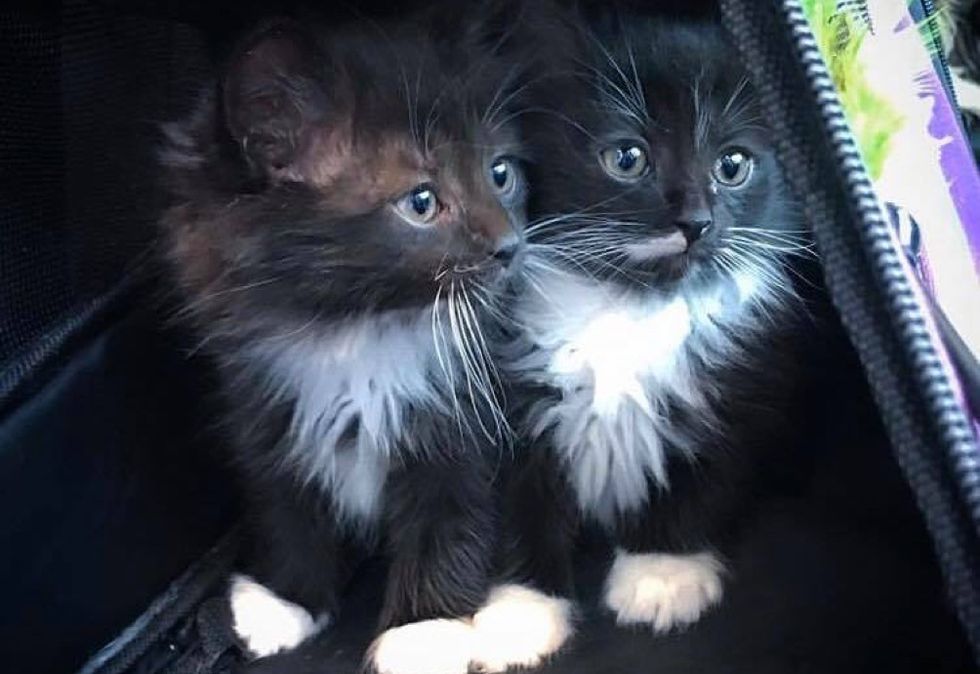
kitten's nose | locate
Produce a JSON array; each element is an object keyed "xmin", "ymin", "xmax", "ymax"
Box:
[
  {"xmin": 672, "ymin": 190, "xmax": 712, "ymax": 244},
  {"xmin": 676, "ymin": 209, "xmax": 712, "ymax": 244},
  {"xmin": 493, "ymin": 233, "xmax": 522, "ymax": 266}
]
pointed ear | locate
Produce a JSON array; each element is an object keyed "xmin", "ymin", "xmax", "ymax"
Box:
[{"xmin": 223, "ymin": 20, "xmax": 326, "ymax": 171}]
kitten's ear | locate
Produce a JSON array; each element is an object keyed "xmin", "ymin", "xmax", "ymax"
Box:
[
  {"xmin": 222, "ymin": 20, "xmax": 326, "ymax": 172},
  {"xmin": 439, "ymin": 0, "xmax": 578, "ymax": 69},
  {"xmin": 429, "ymin": 0, "xmax": 525, "ymax": 56}
]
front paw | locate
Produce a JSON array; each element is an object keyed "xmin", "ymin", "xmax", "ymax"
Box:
[
  {"xmin": 228, "ymin": 574, "xmax": 327, "ymax": 658},
  {"xmin": 603, "ymin": 550, "xmax": 724, "ymax": 633},
  {"xmin": 471, "ymin": 584, "xmax": 574, "ymax": 673},
  {"xmin": 368, "ymin": 619, "xmax": 476, "ymax": 674}
]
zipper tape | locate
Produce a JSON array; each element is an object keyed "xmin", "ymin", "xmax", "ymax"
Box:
[{"xmin": 721, "ymin": 0, "xmax": 980, "ymax": 657}]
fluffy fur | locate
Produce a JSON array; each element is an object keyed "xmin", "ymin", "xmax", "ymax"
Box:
[
  {"xmin": 495, "ymin": 9, "xmax": 810, "ymax": 635},
  {"xmin": 229, "ymin": 574, "xmax": 328, "ymax": 657},
  {"xmin": 603, "ymin": 550, "xmax": 724, "ymax": 632},
  {"xmin": 160, "ymin": 8, "xmax": 530, "ymax": 671},
  {"xmin": 508, "ymin": 265, "xmax": 778, "ymax": 524},
  {"xmin": 252, "ymin": 310, "xmax": 446, "ymax": 525},
  {"xmin": 471, "ymin": 584, "xmax": 575, "ymax": 672},
  {"xmin": 368, "ymin": 619, "xmax": 476, "ymax": 674}
]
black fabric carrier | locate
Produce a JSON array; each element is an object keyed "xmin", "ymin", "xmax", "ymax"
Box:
[
  {"xmin": 722, "ymin": 0, "xmax": 980, "ymax": 656},
  {"xmin": 1, "ymin": 1, "xmax": 978, "ymax": 673}
]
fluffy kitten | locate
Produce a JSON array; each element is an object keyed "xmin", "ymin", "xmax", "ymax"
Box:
[
  {"xmin": 494, "ymin": 10, "xmax": 809, "ymax": 649},
  {"xmin": 160, "ymin": 13, "xmax": 528, "ymax": 674}
]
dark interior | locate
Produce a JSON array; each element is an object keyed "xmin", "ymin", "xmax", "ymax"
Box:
[{"xmin": 0, "ymin": 2, "xmax": 977, "ymax": 673}]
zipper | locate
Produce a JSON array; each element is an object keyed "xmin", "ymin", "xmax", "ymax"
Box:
[
  {"xmin": 919, "ymin": 0, "xmax": 961, "ymax": 110},
  {"xmin": 771, "ymin": 0, "xmax": 980, "ymax": 550},
  {"xmin": 721, "ymin": 0, "xmax": 980, "ymax": 657}
]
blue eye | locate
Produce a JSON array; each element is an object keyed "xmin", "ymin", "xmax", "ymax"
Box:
[
  {"xmin": 411, "ymin": 189, "xmax": 434, "ymax": 215},
  {"xmin": 492, "ymin": 161, "xmax": 508, "ymax": 188},
  {"xmin": 712, "ymin": 148, "xmax": 754, "ymax": 187},
  {"xmin": 394, "ymin": 184, "xmax": 440, "ymax": 227},
  {"xmin": 490, "ymin": 157, "xmax": 518, "ymax": 195},
  {"xmin": 618, "ymin": 148, "xmax": 639, "ymax": 170},
  {"xmin": 599, "ymin": 143, "xmax": 648, "ymax": 180}
]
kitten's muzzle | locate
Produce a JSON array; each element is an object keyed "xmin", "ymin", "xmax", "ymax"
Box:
[
  {"xmin": 493, "ymin": 233, "xmax": 521, "ymax": 267},
  {"xmin": 624, "ymin": 230, "xmax": 689, "ymax": 261}
]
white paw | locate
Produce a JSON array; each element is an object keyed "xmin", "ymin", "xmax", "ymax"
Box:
[
  {"xmin": 471, "ymin": 584, "xmax": 574, "ymax": 672},
  {"xmin": 369, "ymin": 618, "xmax": 476, "ymax": 674},
  {"xmin": 603, "ymin": 550, "xmax": 724, "ymax": 632},
  {"xmin": 228, "ymin": 574, "xmax": 327, "ymax": 658}
]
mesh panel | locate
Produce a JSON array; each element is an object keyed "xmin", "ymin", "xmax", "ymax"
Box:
[{"xmin": 0, "ymin": 2, "xmax": 211, "ymax": 405}]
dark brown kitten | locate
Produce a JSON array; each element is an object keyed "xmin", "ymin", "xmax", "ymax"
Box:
[{"xmin": 159, "ymin": 11, "xmax": 527, "ymax": 673}]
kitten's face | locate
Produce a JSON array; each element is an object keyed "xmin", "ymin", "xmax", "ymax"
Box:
[
  {"xmin": 525, "ymin": 19, "xmax": 799, "ymax": 292},
  {"xmin": 165, "ymin": 19, "xmax": 526, "ymax": 325}
]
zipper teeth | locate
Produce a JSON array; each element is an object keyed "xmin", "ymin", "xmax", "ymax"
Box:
[
  {"xmin": 778, "ymin": 0, "xmax": 980, "ymax": 530},
  {"xmin": 920, "ymin": 0, "xmax": 961, "ymax": 110}
]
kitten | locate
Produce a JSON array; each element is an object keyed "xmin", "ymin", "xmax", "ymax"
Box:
[
  {"xmin": 159, "ymin": 13, "xmax": 528, "ymax": 674},
  {"xmin": 492, "ymin": 9, "xmax": 810, "ymax": 649}
]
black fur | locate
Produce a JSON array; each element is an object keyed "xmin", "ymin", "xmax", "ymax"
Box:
[
  {"xmin": 159, "ymin": 7, "xmax": 529, "ymax": 662},
  {"xmin": 500, "ymin": 9, "xmax": 811, "ymax": 609}
]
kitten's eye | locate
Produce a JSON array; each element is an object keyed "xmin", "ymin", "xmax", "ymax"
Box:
[
  {"xmin": 599, "ymin": 143, "xmax": 649, "ymax": 181},
  {"xmin": 394, "ymin": 184, "xmax": 441, "ymax": 227},
  {"xmin": 712, "ymin": 149, "xmax": 754, "ymax": 187},
  {"xmin": 489, "ymin": 157, "xmax": 520, "ymax": 197}
]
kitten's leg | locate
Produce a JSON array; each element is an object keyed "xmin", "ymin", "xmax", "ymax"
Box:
[
  {"xmin": 231, "ymin": 471, "xmax": 345, "ymax": 658},
  {"xmin": 367, "ymin": 452, "xmax": 494, "ymax": 674},
  {"xmin": 604, "ymin": 456, "xmax": 743, "ymax": 633},
  {"xmin": 470, "ymin": 447, "xmax": 578, "ymax": 673}
]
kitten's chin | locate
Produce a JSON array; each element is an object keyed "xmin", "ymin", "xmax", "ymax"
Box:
[
  {"xmin": 621, "ymin": 233, "xmax": 696, "ymax": 286},
  {"xmin": 652, "ymin": 256, "xmax": 692, "ymax": 282},
  {"xmin": 618, "ymin": 254, "xmax": 692, "ymax": 288}
]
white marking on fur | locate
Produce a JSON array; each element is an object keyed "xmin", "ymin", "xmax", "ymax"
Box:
[
  {"xmin": 471, "ymin": 584, "xmax": 574, "ymax": 672},
  {"xmin": 550, "ymin": 295, "xmax": 692, "ymax": 418},
  {"xmin": 624, "ymin": 231, "xmax": 688, "ymax": 260},
  {"xmin": 510, "ymin": 267, "xmax": 780, "ymax": 522},
  {"xmin": 252, "ymin": 310, "xmax": 449, "ymax": 525},
  {"xmin": 229, "ymin": 574, "xmax": 327, "ymax": 658},
  {"xmin": 603, "ymin": 550, "xmax": 724, "ymax": 632},
  {"xmin": 369, "ymin": 618, "xmax": 475, "ymax": 674}
]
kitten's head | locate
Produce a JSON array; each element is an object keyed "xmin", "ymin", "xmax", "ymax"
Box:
[
  {"xmin": 524, "ymin": 16, "xmax": 804, "ymax": 294},
  {"xmin": 161, "ymin": 15, "xmax": 527, "ymax": 331}
]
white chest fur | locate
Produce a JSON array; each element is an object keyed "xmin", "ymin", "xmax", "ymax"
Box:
[
  {"xmin": 252, "ymin": 311, "xmax": 447, "ymax": 526},
  {"xmin": 511, "ymin": 270, "xmax": 772, "ymax": 524}
]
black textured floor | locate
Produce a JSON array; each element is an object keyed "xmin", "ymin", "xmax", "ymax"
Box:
[{"xmin": 243, "ymin": 406, "xmax": 976, "ymax": 674}]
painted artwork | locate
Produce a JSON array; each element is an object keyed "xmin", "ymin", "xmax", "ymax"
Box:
[{"xmin": 803, "ymin": 0, "xmax": 980, "ymax": 359}]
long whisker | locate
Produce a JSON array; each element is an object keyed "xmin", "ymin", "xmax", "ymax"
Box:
[
  {"xmin": 721, "ymin": 76, "xmax": 751, "ymax": 118},
  {"xmin": 459, "ymin": 287, "xmax": 509, "ymax": 436},
  {"xmin": 174, "ymin": 276, "xmax": 284, "ymax": 318},
  {"xmin": 447, "ymin": 281, "xmax": 501, "ymax": 443},
  {"xmin": 433, "ymin": 285, "xmax": 468, "ymax": 439}
]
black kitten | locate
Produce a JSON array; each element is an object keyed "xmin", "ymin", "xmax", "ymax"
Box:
[
  {"xmin": 493, "ymin": 10, "xmax": 810, "ymax": 648},
  {"xmin": 160, "ymin": 13, "xmax": 527, "ymax": 673}
]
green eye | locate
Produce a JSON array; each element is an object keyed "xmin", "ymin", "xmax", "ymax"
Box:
[
  {"xmin": 599, "ymin": 143, "xmax": 648, "ymax": 180},
  {"xmin": 712, "ymin": 149, "xmax": 754, "ymax": 187},
  {"xmin": 394, "ymin": 184, "xmax": 440, "ymax": 227}
]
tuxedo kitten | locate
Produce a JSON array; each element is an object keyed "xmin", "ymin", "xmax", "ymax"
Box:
[
  {"xmin": 492, "ymin": 12, "xmax": 810, "ymax": 649},
  {"xmin": 160, "ymin": 15, "xmax": 528, "ymax": 674}
]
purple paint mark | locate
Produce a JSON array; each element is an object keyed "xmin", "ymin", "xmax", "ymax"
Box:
[{"xmin": 923, "ymin": 67, "xmax": 980, "ymax": 272}]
